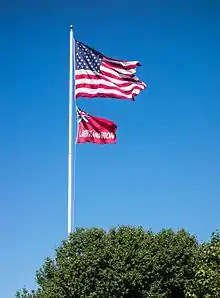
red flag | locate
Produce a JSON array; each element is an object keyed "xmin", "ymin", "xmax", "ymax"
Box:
[{"xmin": 76, "ymin": 108, "xmax": 117, "ymax": 144}]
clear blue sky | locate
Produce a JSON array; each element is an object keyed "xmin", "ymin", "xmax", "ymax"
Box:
[{"xmin": 1, "ymin": 1, "xmax": 220, "ymax": 296}]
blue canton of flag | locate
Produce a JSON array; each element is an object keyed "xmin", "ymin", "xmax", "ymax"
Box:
[
  {"xmin": 75, "ymin": 41, "xmax": 102, "ymax": 72},
  {"xmin": 76, "ymin": 107, "xmax": 89, "ymax": 123}
]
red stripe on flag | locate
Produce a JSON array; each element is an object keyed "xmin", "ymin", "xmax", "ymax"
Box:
[
  {"xmin": 104, "ymin": 56, "xmax": 141, "ymax": 66},
  {"xmin": 75, "ymin": 92, "xmax": 134, "ymax": 100},
  {"xmin": 76, "ymin": 83, "xmax": 144, "ymax": 95},
  {"xmin": 101, "ymin": 64, "xmax": 135, "ymax": 79},
  {"xmin": 100, "ymin": 70, "xmax": 140, "ymax": 82},
  {"xmin": 76, "ymin": 72, "xmax": 140, "ymax": 84},
  {"xmin": 102, "ymin": 60, "xmax": 139, "ymax": 70}
]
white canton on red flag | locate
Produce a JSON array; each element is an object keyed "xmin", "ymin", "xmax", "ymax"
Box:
[{"xmin": 75, "ymin": 40, "xmax": 146, "ymax": 100}]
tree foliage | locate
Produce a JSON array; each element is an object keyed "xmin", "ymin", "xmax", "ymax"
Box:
[
  {"xmin": 16, "ymin": 227, "xmax": 220, "ymax": 297},
  {"xmin": 186, "ymin": 232, "xmax": 220, "ymax": 298}
]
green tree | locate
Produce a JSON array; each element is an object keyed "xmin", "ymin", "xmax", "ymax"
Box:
[
  {"xmin": 186, "ymin": 231, "xmax": 220, "ymax": 298},
  {"xmin": 15, "ymin": 288, "xmax": 36, "ymax": 298},
  {"xmin": 16, "ymin": 226, "xmax": 198, "ymax": 298}
]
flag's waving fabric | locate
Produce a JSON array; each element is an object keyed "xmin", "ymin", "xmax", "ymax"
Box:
[
  {"xmin": 75, "ymin": 40, "xmax": 146, "ymax": 100},
  {"xmin": 76, "ymin": 107, "xmax": 117, "ymax": 144}
]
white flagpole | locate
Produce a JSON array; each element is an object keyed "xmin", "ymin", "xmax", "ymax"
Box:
[{"xmin": 68, "ymin": 25, "xmax": 74, "ymax": 235}]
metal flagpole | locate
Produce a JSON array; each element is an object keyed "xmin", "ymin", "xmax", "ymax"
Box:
[
  {"xmin": 68, "ymin": 25, "xmax": 73, "ymax": 235},
  {"xmin": 72, "ymin": 28, "xmax": 78, "ymax": 232},
  {"xmin": 72, "ymin": 31, "xmax": 78, "ymax": 230}
]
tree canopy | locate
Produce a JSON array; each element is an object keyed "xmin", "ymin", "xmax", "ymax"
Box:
[{"xmin": 16, "ymin": 227, "xmax": 220, "ymax": 298}]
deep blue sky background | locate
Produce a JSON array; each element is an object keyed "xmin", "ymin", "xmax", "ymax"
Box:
[{"xmin": 1, "ymin": 1, "xmax": 220, "ymax": 296}]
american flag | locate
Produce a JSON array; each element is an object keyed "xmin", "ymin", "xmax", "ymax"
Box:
[{"xmin": 75, "ymin": 40, "xmax": 146, "ymax": 100}]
